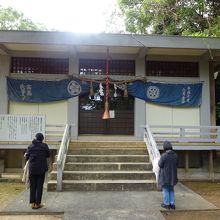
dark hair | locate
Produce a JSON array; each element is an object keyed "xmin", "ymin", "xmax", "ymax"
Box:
[
  {"xmin": 35, "ymin": 133, "xmax": 44, "ymax": 142},
  {"xmin": 163, "ymin": 141, "xmax": 173, "ymax": 151}
]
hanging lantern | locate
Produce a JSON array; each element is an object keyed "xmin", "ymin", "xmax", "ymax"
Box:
[{"xmin": 102, "ymin": 48, "xmax": 110, "ymax": 120}]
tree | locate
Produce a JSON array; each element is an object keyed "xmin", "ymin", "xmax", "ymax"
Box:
[
  {"xmin": 105, "ymin": 7, "xmax": 126, "ymax": 33},
  {"xmin": 0, "ymin": 6, "xmax": 47, "ymax": 31},
  {"xmin": 117, "ymin": 0, "xmax": 220, "ymax": 36}
]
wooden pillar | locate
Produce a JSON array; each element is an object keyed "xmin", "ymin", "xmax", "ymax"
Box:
[
  {"xmin": 185, "ymin": 151, "xmax": 189, "ymax": 177},
  {"xmin": 209, "ymin": 150, "xmax": 214, "ymax": 179}
]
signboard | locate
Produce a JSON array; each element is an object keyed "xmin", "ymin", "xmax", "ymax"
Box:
[
  {"xmin": 0, "ymin": 115, "xmax": 45, "ymax": 141},
  {"xmin": 109, "ymin": 110, "xmax": 115, "ymax": 118}
]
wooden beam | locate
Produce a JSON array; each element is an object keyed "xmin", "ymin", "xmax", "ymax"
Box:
[
  {"xmin": 0, "ymin": 44, "xmax": 9, "ymax": 55},
  {"xmin": 199, "ymin": 50, "xmax": 220, "ymax": 61},
  {"xmin": 213, "ymin": 56, "xmax": 220, "ymax": 62},
  {"xmin": 200, "ymin": 51, "xmax": 211, "ymax": 60}
]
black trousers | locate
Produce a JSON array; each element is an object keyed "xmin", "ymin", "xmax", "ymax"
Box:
[{"xmin": 29, "ymin": 173, "xmax": 45, "ymax": 204}]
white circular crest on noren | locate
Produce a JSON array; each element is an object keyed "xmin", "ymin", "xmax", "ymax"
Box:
[
  {"xmin": 146, "ymin": 86, "xmax": 160, "ymax": 99},
  {"xmin": 67, "ymin": 80, "xmax": 81, "ymax": 96}
]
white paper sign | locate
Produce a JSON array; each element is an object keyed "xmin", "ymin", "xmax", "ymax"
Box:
[
  {"xmin": 0, "ymin": 115, "xmax": 45, "ymax": 141},
  {"xmin": 109, "ymin": 110, "xmax": 115, "ymax": 118}
]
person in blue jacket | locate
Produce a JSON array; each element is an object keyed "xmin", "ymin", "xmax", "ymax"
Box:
[
  {"xmin": 158, "ymin": 141, "xmax": 178, "ymax": 209},
  {"xmin": 25, "ymin": 133, "xmax": 50, "ymax": 209}
]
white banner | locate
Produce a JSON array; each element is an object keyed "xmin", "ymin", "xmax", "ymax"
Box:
[{"xmin": 0, "ymin": 115, "xmax": 45, "ymax": 141}]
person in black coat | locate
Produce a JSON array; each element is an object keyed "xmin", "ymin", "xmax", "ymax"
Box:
[
  {"xmin": 25, "ymin": 133, "xmax": 50, "ymax": 209},
  {"xmin": 158, "ymin": 141, "xmax": 178, "ymax": 210}
]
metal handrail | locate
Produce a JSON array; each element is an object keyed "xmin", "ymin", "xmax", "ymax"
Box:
[
  {"xmin": 56, "ymin": 124, "xmax": 71, "ymax": 191},
  {"xmin": 144, "ymin": 125, "xmax": 160, "ymax": 162},
  {"xmin": 143, "ymin": 125, "xmax": 160, "ymax": 182}
]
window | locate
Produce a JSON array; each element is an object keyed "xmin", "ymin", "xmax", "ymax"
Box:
[
  {"xmin": 11, "ymin": 57, "xmax": 69, "ymax": 74},
  {"xmin": 79, "ymin": 59, "xmax": 135, "ymax": 76},
  {"xmin": 146, "ymin": 61, "xmax": 199, "ymax": 77},
  {"xmin": 79, "ymin": 59, "xmax": 105, "ymax": 75}
]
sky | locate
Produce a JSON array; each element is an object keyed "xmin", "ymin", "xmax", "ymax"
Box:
[{"xmin": 0, "ymin": 0, "xmax": 122, "ymax": 33}]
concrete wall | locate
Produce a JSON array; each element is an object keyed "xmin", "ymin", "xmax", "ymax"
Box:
[
  {"xmin": 68, "ymin": 53, "xmax": 79, "ymax": 138},
  {"xmin": 135, "ymin": 57, "xmax": 146, "ymax": 139},
  {"xmin": 199, "ymin": 60, "xmax": 211, "ymax": 126}
]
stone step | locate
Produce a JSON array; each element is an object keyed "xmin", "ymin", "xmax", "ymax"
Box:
[
  {"xmin": 68, "ymin": 148, "xmax": 148, "ymax": 155},
  {"xmin": 59, "ymin": 162, "xmax": 152, "ymax": 171},
  {"xmin": 47, "ymin": 179, "xmax": 157, "ymax": 191},
  {"xmin": 69, "ymin": 141, "xmax": 146, "ymax": 149},
  {"xmin": 66, "ymin": 155, "xmax": 149, "ymax": 163},
  {"xmin": 50, "ymin": 170, "xmax": 155, "ymax": 180},
  {"xmin": 49, "ymin": 140, "xmax": 155, "ymax": 191}
]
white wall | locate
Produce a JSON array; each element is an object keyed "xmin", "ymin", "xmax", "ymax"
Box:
[
  {"xmin": 146, "ymin": 102, "xmax": 200, "ymax": 132},
  {"xmin": 9, "ymin": 101, "xmax": 68, "ymax": 125},
  {"xmin": 146, "ymin": 55, "xmax": 210, "ymax": 127}
]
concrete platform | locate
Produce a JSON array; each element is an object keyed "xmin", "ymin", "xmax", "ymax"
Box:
[{"xmin": 2, "ymin": 183, "xmax": 218, "ymax": 220}]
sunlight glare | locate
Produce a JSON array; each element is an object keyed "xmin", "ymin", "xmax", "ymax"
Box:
[{"xmin": 0, "ymin": 0, "xmax": 117, "ymax": 33}]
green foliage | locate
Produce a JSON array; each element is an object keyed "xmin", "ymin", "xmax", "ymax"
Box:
[
  {"xmin": 117, "ymin": 0, "xmax": 220, "ymax": 36},
  {"xmin": 0, "ymin": 6, "xmax": 47, "ymax": 31}
]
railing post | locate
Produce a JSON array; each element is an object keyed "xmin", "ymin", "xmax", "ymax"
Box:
[
  {"xmin": 180, "ymin": 127, "xmax": 185, "ymax": 137},
  {"xmin": 56, "ymin": 162, "xmax": 62, "ymax": 191},
  {"xmin": 56, "ymin": 124, "xmax": 70, "ymax": 192},
  {"xmin": 217, "ymin": 127, "xmax": 220, "ymax": 139}
]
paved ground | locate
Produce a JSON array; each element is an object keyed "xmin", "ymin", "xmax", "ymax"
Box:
[{"xmin": 1, "ymin": 183, "xmax": 218, "ymax": 220}]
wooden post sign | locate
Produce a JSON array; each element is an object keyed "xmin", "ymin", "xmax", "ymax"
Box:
[{"xmin": 0, "ymin": 115, "xmax": 45, "ymax": 141}]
